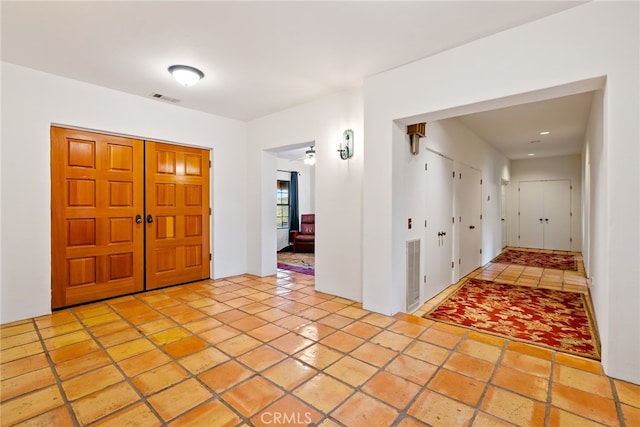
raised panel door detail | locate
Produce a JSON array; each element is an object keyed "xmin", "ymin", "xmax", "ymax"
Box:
[
  {"xmin": 156, "ymin": 248, "xmax": 177, "ymax": 272},
  {"xmin": 185, "ymin": 154, "xmax": 202, "ymax": 176},
  {"xmin": 109, "ymin": 218, "xmax": 133, "ymax": 243},
  {"xmin": 156, "ymin": 151, "xmax": 176, "ymax": 174},
  {"xmin": 109, "ymin": 181, "xmax": 133, "ymax": 207},
  {"xmin": 184, "ymin": 185, "xmax": 202, "ymax": 206},
  {"xmin": 185, "ymin": 245, "xmax": 202, "ymax": 267},
  {"xmin": 185, "ymin": 215, "xmax": 202, "ymax": 237},
  {"xmin": 109, "ymin": 253, "xmax": 133, "ymax": 280},
  {"xmin": 108, "ymin": 144, "xmax": 133, "ymax": 171},
  {"xmin": 156, "ymin": 216, "xmax": 176, "ymax": 239},
  {"xmin": 156, "ymin": 184, "xmax": 176, "ymax": 206},
  {"xmin": 68, "ymin": 179, "xmax": 95, "ymax": 206},
  {"xmin": 68, "ymin": 139, "xmax": 95, "ymax": 168},
  {"xmin": 68, "ymin": 219, "xmax": 96, "ymax": 246},
  {"xmin": 68, "ymin": 257, "xmax": 96, "ymax": 286},
  {"xmin": 52, "ymin": 127, "xmax": 144, "ymax": 308}
]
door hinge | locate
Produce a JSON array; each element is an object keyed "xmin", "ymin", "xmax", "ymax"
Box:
[
  {"xmin": 209, "ymin": 160, "xmax": 211, "ymax": 168},
  {"xmin": 518, "ymin": 235, "xmax": 521, "ymax": 239},
  {"xmin": 459, "ymin": 258, "xmax": 461, "ymax": 264},
  {"xmin": 209, "ymin": 253, "xmax": 212, "ymax": 260},
  {"xmin": 452, "ymin": 171, "xmax": 455, "ymax": 178},
  {"xmin": 480, "ymin": 248, "xmax": 482, "ymax": 254},
  {"xmin": 570, "ymin": 237, "xmax": 573, "ymax": 242},
  {"xmin": 425, "ymin": 220, "xmax": 427, "ymax": 228},
  {"xmin": 451, "ymin": 261, "xmax": 454, "ymax": 268},
  {"xmin": 570, "ymin": 212, "xmax": 573, "ymax": 216},
  {"xmin": 425, "ymin": 163, "xmax": 428, "ymax": 171},
  {"xmin": 480, "ymin": 214, "xmax": 483, "ymax": 220},
  {"xmin": 452, "ymin": 217, "xmax": 455, "ymax": 224},
  {"xmin": 459, "ymin": 173, "xmax": 462, "ymax": 179},
  {"xmin": 480, "ymin": 179, "xmax": 483, "ymax": 185},
  {"xmin": 209, "ymin": 208, "xmax": 211, "ymax": 215}
]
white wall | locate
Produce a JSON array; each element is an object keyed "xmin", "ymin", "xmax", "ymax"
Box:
[
  {"xmin": 275, "ymin": 160, "xmax": 314, "ymax": 251},
  {"xmin": 0, "ymin": 62, "xmax": 248, "ymax": 323},
  {"xmin": 247, "ymin": 88, "xmax": 364, "ymax": 302},
  {"xmin": 510, "ymin": 155, "xmax": 583, "ymax": 251},
  {"xmin": 363, "ymin": 2, "xmax": 639, "ymax": 383}
]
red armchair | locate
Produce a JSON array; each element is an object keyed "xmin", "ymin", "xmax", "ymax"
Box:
[{"xmin": 291, "ymin": 214, "xmax": 315, "ymax": 253}]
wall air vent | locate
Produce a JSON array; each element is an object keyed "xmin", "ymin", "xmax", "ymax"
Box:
[{"xmin": 149, "ymin": 92, "xmax": 180, "ymax": 103}]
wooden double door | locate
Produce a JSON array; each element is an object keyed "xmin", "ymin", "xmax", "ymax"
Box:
[{"xmin": 51, "ymin": 127, "xmax": 210, "ymax": 308}]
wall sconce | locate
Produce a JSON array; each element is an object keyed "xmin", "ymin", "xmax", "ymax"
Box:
[
  {"xmin": 406, "ymin": 123, "xmax": 426, "ymax": 155},
  {"xmin": 337, "ymin": 129, "xmax": 354, "ymax": 160}
]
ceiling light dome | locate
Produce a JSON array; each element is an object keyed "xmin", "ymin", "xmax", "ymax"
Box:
[{"xmin": 168, "ymin": 65, "xmax": 204, "ymax": 86}]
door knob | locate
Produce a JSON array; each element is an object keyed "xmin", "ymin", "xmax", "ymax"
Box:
[
  {"xmin": 135, "ymin": 214, "xmax": 143, "ymax": 224},
  {"xmin": 469, "ymin": 225, "xmax": 475, "ymax": 229},
  {"xmin": 545, "ymin": 218, "xmax": 549, "ymax": 223},
  {"xmin": 146, "ymin": 214, "xmax": 154, "ymax": 224},
  {"xmin": 539, "ymin": 218, "xmax": 543, "ymax": 222}
]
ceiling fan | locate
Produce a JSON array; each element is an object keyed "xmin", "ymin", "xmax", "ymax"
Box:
[{"xmin": 298, "ymin": 146, "xmax": 316, "ymax": 165}]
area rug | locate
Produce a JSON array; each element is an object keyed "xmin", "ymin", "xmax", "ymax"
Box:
[
  {"xmin": 277, "ymin": 251, "xmax": 314, "ymax": 275},
  {"xmin": 425, "ymin": 278, "xmax": 599, "ymax": 359},
  {"xmin": 491, "ymin": 248, "xmax": 577, "ymax": 270}
]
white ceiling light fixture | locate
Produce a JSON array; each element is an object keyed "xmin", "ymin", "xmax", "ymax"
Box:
[
  {"xmin": 168, "ymin": 65, "xmax": 204, "ymax": 86},
  {"xmin": 303, "ymin": 147, "xmax": 316, "ymax": 166},
  {"xmin": 540, "ymin": 130, "xmax": 551, "ymax": 135}
]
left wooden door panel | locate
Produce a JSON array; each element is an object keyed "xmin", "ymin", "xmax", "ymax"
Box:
[{"xmin": 51, "ymin": 127, "xmax": 144, "ymax": 308}]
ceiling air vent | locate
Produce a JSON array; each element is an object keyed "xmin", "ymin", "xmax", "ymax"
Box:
[{"xmin": 149, "ymin": 92, "xmax": 180, "ymax": 103}]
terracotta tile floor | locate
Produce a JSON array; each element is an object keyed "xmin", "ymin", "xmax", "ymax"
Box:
[{"xmin": 1, "ymin": 249, "xmax": 639, "ymax": 426}]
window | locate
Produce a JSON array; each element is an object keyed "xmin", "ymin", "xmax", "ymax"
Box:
[{"xmin": 276, "ymin": 180, "xmax": 289, "ymax": 229}]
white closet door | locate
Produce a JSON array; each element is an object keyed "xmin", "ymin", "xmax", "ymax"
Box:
[
  {"xmin": 519, "ymin": 181, "xmax": 545, "ymax": 249},
  {"xmin": 458, "ymin": 164, "xmax": 482, "ymax": 278},
  {"xmin": 519, "ymin": 180, "xmax": 572, "ymax": 250},
  {"xmin": 543, "ymin": 180, "xmax": 572, "ymax": 251},
  {"xmin": 424, "ymin": 151, "xmax": 454, "ymax": 301}
]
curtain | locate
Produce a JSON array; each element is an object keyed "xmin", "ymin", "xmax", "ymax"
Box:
[{"xmin": 289, "ymin": 171, "xmax": 300, "ymax": 232}]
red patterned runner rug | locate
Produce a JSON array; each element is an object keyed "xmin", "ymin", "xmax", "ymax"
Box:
[
  {"xmin": 425, "ymin": 278, "xmax": 600, "ymax": 359},
  {"xmin": 491, "ymin": 248, "xmax": 577, "ymax": 270}
]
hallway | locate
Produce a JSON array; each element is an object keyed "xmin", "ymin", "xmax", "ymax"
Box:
[{"xmin": 1, "ymin": 255, "xmax": 638, "ymax": 426}]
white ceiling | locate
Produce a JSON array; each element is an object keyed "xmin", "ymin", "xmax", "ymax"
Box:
[{"xmin": 1, "ymin": 1, "xmax": 591, "ymax": 160}]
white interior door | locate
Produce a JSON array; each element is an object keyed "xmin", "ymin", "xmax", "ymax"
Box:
[
  {"xmin": 519, "ymin": 180, "xmax": 572, "ymax": 250},
  {"xmin": 519, "ymin": 181, "xmax": 545, "ymax": 249},
  {"xmin": 542, "ymin": 180, "xmax": 571, "ymax": 250},
  {"xmin": 424, "ymin": 151, "xmax": 454, "ymax": 301},
  {"xmin": 458, "ymin": 164, "xmax": 482, "ymax": 278}
]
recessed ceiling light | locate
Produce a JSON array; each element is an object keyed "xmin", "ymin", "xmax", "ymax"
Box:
[
  {"xmin": 527, "ymin": 153, "xmax": 535, "ymax": 156},
  {"xmin": 540, "ymin": 131, "xmax": 550, "ymax": 135},
  {"xmin": 168, "ymin": 65, "xmax": 204, "ymax": 86}
]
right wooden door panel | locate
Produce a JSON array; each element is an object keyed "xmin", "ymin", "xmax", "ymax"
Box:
[{"xmin": 145, "ymin": 142, "xmax": 210, "ymax": 290}]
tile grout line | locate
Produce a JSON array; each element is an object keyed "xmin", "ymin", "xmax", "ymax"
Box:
[{"xmin": 29, "ymin": 317, "xmax": 82, "ymax": 427}]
